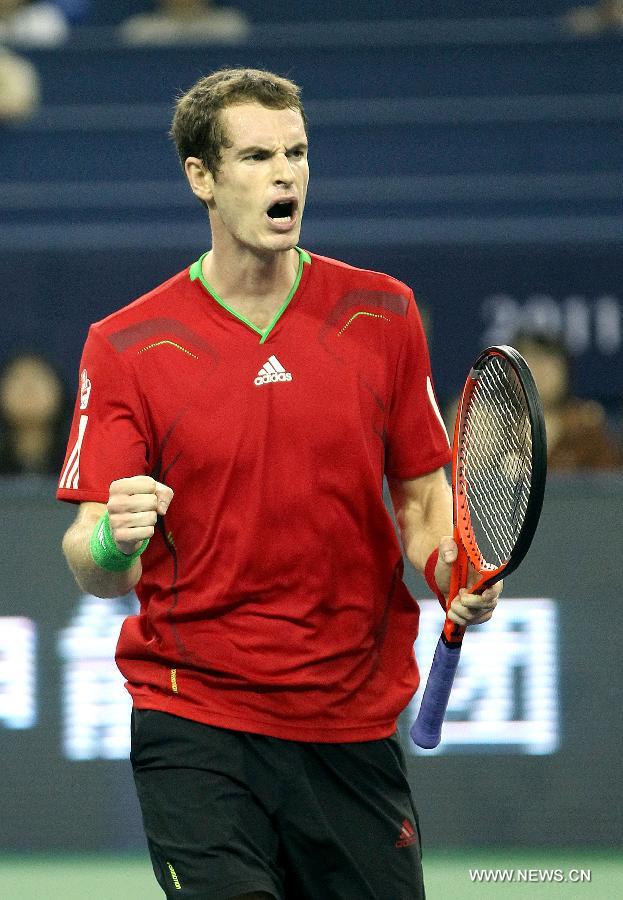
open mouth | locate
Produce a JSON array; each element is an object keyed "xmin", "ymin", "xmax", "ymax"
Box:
[{"xmin": 267, "ymin": 199, "xmax": 296, "ymax": 224}]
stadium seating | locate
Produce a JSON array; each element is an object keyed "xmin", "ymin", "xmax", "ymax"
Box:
[{"xmin": 1, "ymin": 3, "xmax": 622, "ymax": 405}]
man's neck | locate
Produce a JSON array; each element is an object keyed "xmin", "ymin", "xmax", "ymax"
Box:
[{"xmin": 201, "ymin": 244, "xmax": 299, "ymax": 305}]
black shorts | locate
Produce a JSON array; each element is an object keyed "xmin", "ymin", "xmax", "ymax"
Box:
[{"xmin": 130, "ymin": 709, "xmax": 425, "ymax": 900}]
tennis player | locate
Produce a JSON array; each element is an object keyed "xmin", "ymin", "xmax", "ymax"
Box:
[{"xmin": 58, "ymin": 68, "xmax": 501, "ymax": 900}]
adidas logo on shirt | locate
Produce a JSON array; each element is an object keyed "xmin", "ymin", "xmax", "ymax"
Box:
[{"xmin": 254, "ymin": 355, "xmax": 293, "ymax": 386}]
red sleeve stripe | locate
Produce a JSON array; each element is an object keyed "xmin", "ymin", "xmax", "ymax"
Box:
[
  {"xmin": 426, "ymin": 376, "xmax": 450, "ymax": 446},
  {"xmin": 59, "ymin": 414, "xmax": 89, "ymax": 490}
]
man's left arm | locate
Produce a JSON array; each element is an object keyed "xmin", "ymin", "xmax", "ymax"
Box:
[{"xmin": 387, "ymin": 467, "xmax": 501, "ymax": 626}]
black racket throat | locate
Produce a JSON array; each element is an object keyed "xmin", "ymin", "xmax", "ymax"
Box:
[{"xmin": 440, "ymin": 631, "xmax": 464, "ymax": 649}]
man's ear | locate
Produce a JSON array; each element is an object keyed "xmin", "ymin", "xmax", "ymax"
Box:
[{"xmin": 184, "ymin": 157, "xmax": 215, "ymax": 204}]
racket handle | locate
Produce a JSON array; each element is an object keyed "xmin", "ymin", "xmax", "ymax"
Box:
[{"xmin": 410, "ymin": 637, "xmax": 462, "ymax": 749}]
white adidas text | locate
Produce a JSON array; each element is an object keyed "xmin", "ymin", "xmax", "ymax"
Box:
[
  {"xmin": 254, "ymin": 355, "xmax": 293, "ymax": 386},
  {"xmin": 255, "ymin": 372, "xmax": 293, "ymax": 385}
]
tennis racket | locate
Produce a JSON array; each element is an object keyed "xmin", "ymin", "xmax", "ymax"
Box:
[{"xmin": 410, "ymin": 345, "xmax": 547, "ymax": 750}]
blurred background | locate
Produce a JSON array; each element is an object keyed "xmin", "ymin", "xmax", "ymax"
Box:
[{"xmin": 1, "ymin": 1, "xmax": 622, "ymax": 897}]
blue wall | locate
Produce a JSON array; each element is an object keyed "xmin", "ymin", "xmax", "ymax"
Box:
[
  {"xmin": 86, "ymin": 1, "xmax": 577, "ymax": 26},
  {"xmin": 2, "ymin": 10, "xmax": 622, "ymax": 409}
]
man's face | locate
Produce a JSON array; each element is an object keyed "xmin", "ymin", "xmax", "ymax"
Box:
[
  {"xmin": 520, "ymin": 343, "xmax": 568, "ymax": 409},
  {"xmin": 205, "ymin": 102, "xmax": 309, "ymax": 255},
  {"xmin": 0, "ymin": 0, "xmax": 24, "ymax": 18},
  {"xmin": 0, "ymin": 357, "xmax": 62, "ymax": 426}
]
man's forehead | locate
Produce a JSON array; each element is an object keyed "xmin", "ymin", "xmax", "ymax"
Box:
[{"xmin": 221, "ymin": 102, "xmax": 306, "ymax": 145}]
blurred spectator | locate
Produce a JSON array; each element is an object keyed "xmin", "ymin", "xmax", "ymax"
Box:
[
  {"xmin": 0, "ymin": 352, "xmax": 69, "ymax": 476},
  {"xmin": 0, "ymin": 0, "xmax": 69, "ymax": 46},
  {"xmin": 564, "ymin": 0, "xmax": 623, "ymax": 34},
  {"xmin": 513, "ymin": 332, "xmax": 622, "ymax": 471},
  {"xmin": 442, "ymin": 335, "xmax": 622, "ymax": 471},
  {"xmin": 0, "ymin": 45, "xmax": 39, "ymax": 120},
  {"xmin": 120, "ymin": 0, "xmax": 249, "ymax": 45}
]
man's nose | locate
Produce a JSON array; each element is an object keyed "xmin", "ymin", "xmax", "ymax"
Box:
[{"xmin": 273, "ymin": 151, "xmax": 294, "ymax": 184}]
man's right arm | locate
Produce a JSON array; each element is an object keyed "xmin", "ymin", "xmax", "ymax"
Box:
[{"xmin": 62, "ymin": 476, "xmax": 173, "ymax": 599}]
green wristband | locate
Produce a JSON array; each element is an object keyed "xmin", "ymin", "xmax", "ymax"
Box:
[{"xmin": 89, "ymin": 512, "xmax": 149, "ymax": 572}]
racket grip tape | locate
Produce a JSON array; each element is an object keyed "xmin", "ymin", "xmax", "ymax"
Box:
[{"xmin": 410, "ymin": 637, "xmax": 462, "ymax": 749}]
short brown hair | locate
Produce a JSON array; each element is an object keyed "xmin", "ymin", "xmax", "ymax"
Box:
[{"xmin": 170, "ymin": 67, "xmax": 308, "ymax": 177}]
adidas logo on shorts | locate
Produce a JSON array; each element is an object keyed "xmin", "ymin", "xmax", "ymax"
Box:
[{"xmin": 254, "ymin": 355, "xmax": 293, "ymax": 386}]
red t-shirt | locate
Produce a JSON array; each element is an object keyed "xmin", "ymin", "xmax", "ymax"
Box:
[{"xmin": 58, "ymin": 248, "xmax": 450, "ymax": 741}]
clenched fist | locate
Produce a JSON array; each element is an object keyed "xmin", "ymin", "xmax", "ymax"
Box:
[{"xmin": 107, "ymin": 476, "xmax": 174, "ymax": 555}]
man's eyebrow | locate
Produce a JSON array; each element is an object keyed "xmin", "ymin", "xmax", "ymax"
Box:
[
  {"xmin": 237, "ymin": 145, "xmax": 268, "ymax": 156},
  {"xmin": 237, "ymin": 142, "xmax": 308, "ymax": 156}
]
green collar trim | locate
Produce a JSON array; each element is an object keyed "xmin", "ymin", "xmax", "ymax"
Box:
[{"xmin": 189, "ymin": 247, "xmax": 311, "ymax": 343}]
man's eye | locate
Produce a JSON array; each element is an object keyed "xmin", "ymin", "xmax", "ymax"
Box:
[
  {"xmin": 289, "ymin": 150, "xmax": 304, "ymax": 159},
  {"xmin": 247, "ymin": 153, "xmax": 266, "ymax": 161}
]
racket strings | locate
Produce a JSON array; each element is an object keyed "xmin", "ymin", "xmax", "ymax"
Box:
[{"xmin": 460, "ymin": 356, "xmax": 533, "ymax": 567}]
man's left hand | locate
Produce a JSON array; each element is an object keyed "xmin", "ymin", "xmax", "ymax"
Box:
[{"xmin": 434, "ymin": 536, "xmax": 502, "ymax": 626}]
